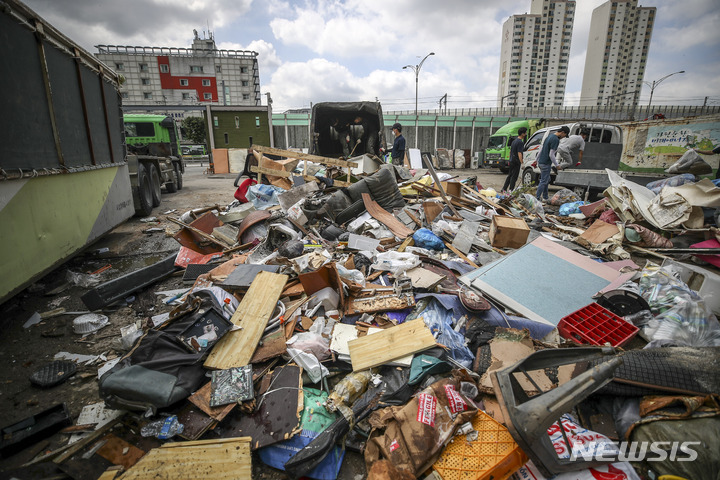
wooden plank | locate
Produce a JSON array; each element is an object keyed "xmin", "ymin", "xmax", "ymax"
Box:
[
  {"xmin": 345, "ymin": 294, "xmax": 413, "ymax": 315},
  {"xmin": 423, "ymin": 201, "xmax": 444, "ymax": 223},
  {"xmin": 117, "ymin": 437, "xmax": 251, "ymax": 480},
  {"xmin": 204, "ymin": 271, "xmax": 288, "ymax": 370},
  {"xmin": 347, "ymin": 318, "xmax": 436, "ymax": 371},
  {"xmin": 444, "ymin": 241, "xmax": 480, "ymax": 268},
  {"xmin": 419, "ymin": 156, "xmax": 460, "ymax": 217},
  {"xmin": 188, "ymin": 382, "xmax": 236, "ymax": 422},
  {"xmin": 252, "ymin": 144, "xmax": 358, "ymax": 168},
  {"xmin": 361, "ymin": 193, "xmax": 414, "ymax": 239},
  {"xmin": 250, "ymin": 165, "xmax": 291, "ymax": 178}
]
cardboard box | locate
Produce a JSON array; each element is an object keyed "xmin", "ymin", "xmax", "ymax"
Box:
[
  {"xmin": 441, "ymin": 181, "xmax": 462, "ymax": 197},
  {"xmin": 489, "ymin": 216, "xmax": 530, "ymax": 249}
]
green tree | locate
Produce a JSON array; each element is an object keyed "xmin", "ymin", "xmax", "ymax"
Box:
[{"xmin": 182, "ymin": 116, "xmax": 206, "ymax": 145}]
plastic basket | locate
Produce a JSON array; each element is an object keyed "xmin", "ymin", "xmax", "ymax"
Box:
[
  {"xmin": 433, "ymin": 409, "xmax": 527, "ymax": 480},
  {"xmin": 558, "ymin": 302, "xmax": 639, "ymax": 347}
]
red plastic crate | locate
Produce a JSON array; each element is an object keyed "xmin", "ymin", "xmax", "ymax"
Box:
[{"xmin": 558, "ymin": 302, "xmax": 639, "ymax": 347}]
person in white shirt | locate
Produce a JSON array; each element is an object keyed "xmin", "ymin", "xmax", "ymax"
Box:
[{"xmin": 556, "ymin": 129, "xmax": 588, "ymax": 170}]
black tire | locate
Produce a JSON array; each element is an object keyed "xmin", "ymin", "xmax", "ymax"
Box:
[
  {"xmin": 165, "ymin": 166, "xmax": 178, "ymax": 193},
  {"xmin": 522, "ymin": 168, "xmax": 535, "ymax": 186},
  {"xmin": 149, "ymin": 163, "xmax": 162, "ymax": 207},
  {"xmin": 174, "ymin": 163, "xmax": 183, "ymax": 190},
  {"xmin": 134, "ymin": 163, "xmax": 154, "ymax": 217}
]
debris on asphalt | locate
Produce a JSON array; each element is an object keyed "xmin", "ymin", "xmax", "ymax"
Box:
[{"xmin": 2, "ymin": 142, "xmax": 720, "ymax": 480}]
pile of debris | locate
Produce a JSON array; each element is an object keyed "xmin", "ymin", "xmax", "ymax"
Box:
[{"xmin": 3, "ymin": 146, "xmax": 720, "ymax": 480}]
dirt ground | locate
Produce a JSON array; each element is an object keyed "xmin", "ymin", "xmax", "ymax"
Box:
[{"xmin": 0, "ymin": 164, "xmax": 547, "ymax": 477}]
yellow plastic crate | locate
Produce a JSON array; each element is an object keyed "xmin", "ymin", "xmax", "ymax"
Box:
[{"xmin": 433, "ymin": 410, "xmax": 527, "ymax": 480}]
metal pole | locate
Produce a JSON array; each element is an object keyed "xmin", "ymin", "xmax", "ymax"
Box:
[{"xmin": 648, "ymin": 80, "xmax": 656, "ymax": 111}]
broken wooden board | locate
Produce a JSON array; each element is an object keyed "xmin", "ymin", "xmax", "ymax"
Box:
[
  {"xmin": 405, "ymin": 266, "xmax": 445, "ymax": 290},
  {"xmin": 249, "ymin": 328, "xmax": 287, "ymax": 364},
  {"xmin": 367, "ymin": 327, "xmax": 412, "ymax": 366},
  {"xmin": 361, "ymin": 193, "xmax": 414, "ymax": 239},
  {"xmin": 188, "ymin": 382, "xmax": 236, "ymax": 422},
  {"xmin": 345, "ymin": 294, "xmax": 413, "ymax": 315},
  {"xmin": 347, "ymin": 318, "xmax": 436, "ymax": 371},
  {"xmin": 423, "ymin": 201, "xmax": 444, "ymax": 224},
  {"xmin": 96, "ymin": 434, "xmax": 145, "ymax": 470},
  {"xmin": 220, "ymin": 365, "xmax": 303, "ymax": 450},
  {"xmin": 205, "ymin": 271, "xmax": 288, "ymax": 370},
  {"xmin": 116, "ymin": 437, "xmax": 251, "ymax": 480},
  {"xmin": 252, "ymin": 145, "xmax": 358, "ymax": 168}
]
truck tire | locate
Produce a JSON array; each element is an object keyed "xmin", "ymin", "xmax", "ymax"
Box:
[
  {"xmin": 174, "ymin": 163, "xmax": 183, "ymax": 190},
  {"xmin": 149, "ymin": 163, "xmax": 162, "ymax": 207},
  {"xmin": 165, "ymin": 166, "xmax": 178, "ymax": 193},
  {"xmin": 522, "ymin": 168, "xmax": 535, "ymax": 186},
  {"xmin": 134, "ymin": 163, "xmax": 154, "ymax": 217}
]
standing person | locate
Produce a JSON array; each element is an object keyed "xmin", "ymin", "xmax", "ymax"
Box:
[
  {"xmin": 535, "ymin": 126, "xmax": 569, "ymax": 203},
  {"xmin": 390, "ymin": 123, "xmax": 406, "ymax": 166},
  {"xmin": 557, "ymin": 129, "xmax": 588, "ymax": 170},
  {"xmin": 502, "ymin": 127, "xmax": 527, "ymax": 192}
]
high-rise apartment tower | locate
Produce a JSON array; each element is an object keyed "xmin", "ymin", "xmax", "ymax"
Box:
[
  {"xmin": 580, "ymin": 0, "xmax": 655, "ymax": 106},
  {"xmin": 497, "ymin": 0, "xmax": 576, "ymax": 108}
]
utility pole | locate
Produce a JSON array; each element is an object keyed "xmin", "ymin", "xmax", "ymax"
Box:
[{"xmin": 403, "ymin": 52, "xmax": 435, "ymax": 148}]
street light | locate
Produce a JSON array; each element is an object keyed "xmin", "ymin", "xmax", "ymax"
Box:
[
  {"xmin": 403, "ymin": 52, "xmax": 434, "ymax": 147},
  {"xmin": 644, "ymin": 70, "xmax": 685, "ymax": 110}
]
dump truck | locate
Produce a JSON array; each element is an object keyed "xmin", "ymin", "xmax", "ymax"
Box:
[
  {"xmin": 124, "ymin": 114, "xmax": 185, "ymax": 216},
  {"xmin": 310, "ymin": 102, "xmax": 386, "ymax": 158},
  {"xmin": 484, "ymin": 119, "xmax": 545, "ymax": 172},
  {"xmin": 0, "ymin": 0, "xmax": 181, "ymax": 304}
]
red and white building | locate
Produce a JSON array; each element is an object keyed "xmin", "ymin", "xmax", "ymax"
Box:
[{"xmin": 96, "ymin": 31, "xmax": 259, "ymax": 107}]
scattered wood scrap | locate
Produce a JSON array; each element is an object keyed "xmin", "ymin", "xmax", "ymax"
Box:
[{"xmin": 347, "ymin": 318, "xmax": 436, "ymax": 371}]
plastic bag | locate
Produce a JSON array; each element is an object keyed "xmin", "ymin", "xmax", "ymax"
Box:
[
  {"xmin": 287, "ymin": 347, "xmax": 329, "ymax": 383},
  {"xmin": 336, "ymin": 264, "xmax": 366, "ymax": 287},
  {"xmin": 518, "ymin": 193, "xmax": 545, "ymax": 216},
  {"xmin": 418, "ymin": 298, "xmax": 474, "ymax": 368},
  {"xmin": 558, "ymin": 200, "xmax": 587, "ymax": 216},
  {"xmin": 637, "ymin": 262, "xmax": 720, "ymax": 346},
  {"xmin": 325, "ymin": 370, "xmax": 374, "ymax": 413},
  {"xmin": 245, "ymin": 184, "xmax": 285, "ymax": 210},
  {"xmin": 371, "ymin": 251, "xmax": 420, "ymax": 275},
  {"xmin": 550, "ymin": 188, "xmax": 581, "ymax": 206},
  {"xmin": 412, "ymin": 228, "xmax": 444, "ymax": 251},
  {"xmin": 646, "ymin": 173, "xmax": 696, "ymax": 194},
  {"xmin": 286, "ymin": 331, "xmax": 330, "ymax": 361},
  {"xmin": 665, "ymin": 149, "xmax": 712, "ymax": 175},
  {"xmin": 431, "ymin": 219, "xmax": 460, "ymax": 236}
]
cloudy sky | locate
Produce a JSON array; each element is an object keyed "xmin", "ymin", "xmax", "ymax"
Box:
[{"xmin": 22, "ymin": 0, "xmax": 720, "ymax": 112}]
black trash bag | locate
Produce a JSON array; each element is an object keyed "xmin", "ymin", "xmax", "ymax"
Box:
[
  {"xmin": 278, "ymin": 239, "xmax": 305, "ymax": 258},
  {"xmin": 99, "ymin": 290, "xmax": 225, "ymax": 413},
  {"xmin": 465, "ymin": 317, "xmax": 497, "ymax": 353}
]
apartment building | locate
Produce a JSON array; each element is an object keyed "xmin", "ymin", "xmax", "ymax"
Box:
[
  {"xmin": 580, "ymin": 0, "xmax": 655, "ymax": 107},
  {"xmin": 96, "ymin": 31, "xmax": 260, "ymax": 107},
  {"xmin": 497, "ymin": 0, "xmax": 576, "ymax": 108}
]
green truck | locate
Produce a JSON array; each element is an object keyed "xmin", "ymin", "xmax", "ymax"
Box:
[
  {"xmin": 483, "ymin": 119, "xmax": 545, "ymax": 172},
  {"xmin": 124, "ymin": 114, "xmax": 185, "ymax": 216}
]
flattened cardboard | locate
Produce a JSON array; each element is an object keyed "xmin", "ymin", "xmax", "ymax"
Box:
[{"xmin": 579, "ymin": 219, "xmax": 621, "ymax": 245}]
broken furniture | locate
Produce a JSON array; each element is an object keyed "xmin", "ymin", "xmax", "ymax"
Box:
[{"xmin": 491, "ymin": 347, "xmax": 623, "ymax": 476}]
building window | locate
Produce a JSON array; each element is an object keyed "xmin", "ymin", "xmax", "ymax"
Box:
[
  {"xmin": 240, "ymin": 67, "xmax": 248, "ymax": 74},
  {"xmin": 121, "ymin": 92, "xmax": 128, "ymax": 99},
  {"xmin": 115, "ymin": 62, "xmax": 124, "ymax": 71},
  {"xmin": 216, "ymin": 65, "xmax": 222, "ymax": 73},
  {"xmin": 141, "ymin": 78, "xmax": 151, "ymax": 85},
  {"xmin": 235, "ymin": 116, "xmax": 240, "ymax": 128},
  {"xmin": 139, "ymin": 63, "xmax": 148, "ymax": 72},
  {"xmin": 180, "ymin": 79, "xmax": 189, "ymax": 86},
  {"xmin": 159, "ymin": 64, "xmax": 169, "ymax": 73},
  {"xmin": 255, "ymin": 117, "xmax": 260, "ymax": 128},
  {"xmin": 182, "ymin": 93, "xmax": 190, "ymax": 100},
  {"xmin": 243, "ymin": 94, "xmax": 250, "ymax": 100},
  {"xmin": 224, "ymin": 133, "xmax": 229, "ymax": 145},
  {"xmin": 143, "ymin": 92, "xmax": 152, "ymax": 99},
  {"xmin": 213, "ymin": 116, "xmax": 219, "ymax": 127},
  {"xmin": 242, "ymin": 80, "xmax": 249, "ymax": 87},
  {"xmin": 202, "ymin": 79, "xmax": 211, "ymax": 86},
  {"xmin": 190, "ymin": 65, "xmax": 203, "ymax": 73},
  {"xmin": 204, "ymin": 93, "xmax": 212, "ymax": 100}
]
